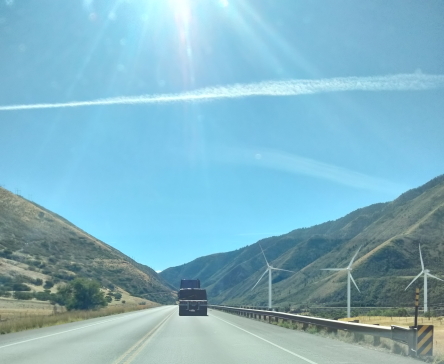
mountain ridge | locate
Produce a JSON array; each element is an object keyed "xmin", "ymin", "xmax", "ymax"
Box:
[{"xmin": 160, "ymin": 174, "xmax": 444, "ymax": 308}]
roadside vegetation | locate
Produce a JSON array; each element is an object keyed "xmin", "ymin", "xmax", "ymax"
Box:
[
  {"xmin": 0, "ymin": 303, "xmax": 155, "ymax": 335},
  {"xmin": 0, "ymin": 277, "xmax": 159, "ymax": 334}
]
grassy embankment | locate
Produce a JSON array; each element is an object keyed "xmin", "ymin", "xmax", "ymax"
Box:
[{"xmin": 0, "ymin": 302, "xmax": 160, "ymax": 335}]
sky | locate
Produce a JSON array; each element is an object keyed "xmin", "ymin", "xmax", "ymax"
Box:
[{"xmin": 0, "ymin": 0, "xmax": 443, "ymax": 271}]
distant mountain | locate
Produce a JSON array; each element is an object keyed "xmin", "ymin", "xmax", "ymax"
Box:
[
  {"xmin": 0, "ymin": 187, "xmax": 175, "ymax": 304},
  {"xmin": 160, "ymin": 175, "xmax": 444, "ymax": 308}
]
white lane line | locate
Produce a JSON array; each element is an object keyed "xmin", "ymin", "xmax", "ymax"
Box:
[
  {"xmin": 0, "ymin": 306, "xmax": 171, "ymax": 350},
  {"xmin": 212, "ymin": 314, "xmax": 319, "ymax": 364}
]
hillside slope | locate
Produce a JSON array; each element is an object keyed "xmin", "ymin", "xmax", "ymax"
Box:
[
  {"xmin": 0, "ymin": 187, "xmax": 175, "ymax": 304},
  {"xmin": 161, "ymin": 175, "xmax": 444, "ymax": 308}
]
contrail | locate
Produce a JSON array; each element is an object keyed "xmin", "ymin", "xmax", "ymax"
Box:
[{"xmin": 1, "ymin": 73, "xmax": 443, "ymax": 111}]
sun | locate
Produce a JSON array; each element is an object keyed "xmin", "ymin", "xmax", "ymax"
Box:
[{"xmin": 168, "ymin": 0, "xmax": 192, "ymax": 24}]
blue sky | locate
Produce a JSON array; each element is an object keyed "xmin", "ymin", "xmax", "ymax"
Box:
[{"xmin": 0, "ymin": 0, "xmax": 443, "ymax": 271}]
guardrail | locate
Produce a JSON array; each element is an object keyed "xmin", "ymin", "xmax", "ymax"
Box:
[{"xmin": 209, "ymin": 305, "xmax": 418, "ymax": 357}]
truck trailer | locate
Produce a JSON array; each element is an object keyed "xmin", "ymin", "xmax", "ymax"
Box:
[{"xmin": 178, "ymin": 279, "xmax": 207, "ymax": 316}]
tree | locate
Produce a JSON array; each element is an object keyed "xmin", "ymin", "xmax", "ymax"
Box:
[{"xmin": 57, "ymin": 278, "xmax": 108, "ymax": 310}]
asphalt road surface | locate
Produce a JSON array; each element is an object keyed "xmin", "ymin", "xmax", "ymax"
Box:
[{"xmin": 0, "ymin": 306, "xmax": 418, "ymax": 364}]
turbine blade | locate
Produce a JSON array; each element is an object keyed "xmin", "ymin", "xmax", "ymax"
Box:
[
  {"xmin": 251, "ymin": 269, "xmax": 268, "ymax": 290},
  {"xmin": 405, "ymin": 271, "xmax": 424, "ymax": 290},
  {"xmin": 427, "ymin": 273, "xmax": 444, "ymax": 282},
  {"xmin": 348, "ymin": 245, "xmax": 362, "ymax": 269},
  {"xmin": 321, "ymin": 268, "xmax": 345, "ymax": 271},
  {"xmin": 419, "ymin": 244, "xmax": 425, "ymax": 271},
  {"xmin": 259, "ymin": 244, "xmax": 269, "ymax": 266},
  {"xmin": 350, "ymin": 273, "xmax": 360, "ymax": 293},
  {"xmin": 271, "ymin": 267, "xmax": 295, "ymax": 273}
]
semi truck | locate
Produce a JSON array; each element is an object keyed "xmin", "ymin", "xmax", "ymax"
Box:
[{"xmin": 178, "ymin": 279, "xmax": 208, "ymax": 316}]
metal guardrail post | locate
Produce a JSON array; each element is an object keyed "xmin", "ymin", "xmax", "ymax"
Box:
[{"xmin": 373, "ymin": 333, "xmax": 381, "ymax": 346}]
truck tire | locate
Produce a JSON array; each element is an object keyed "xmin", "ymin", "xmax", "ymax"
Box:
[{"xmin": 179, "ymin": 306, "xmax": 187, "ymax": 316}]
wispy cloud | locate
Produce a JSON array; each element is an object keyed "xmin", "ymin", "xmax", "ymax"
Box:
[
  {"xmin": 214, "ymin": 147, "xmax": 407, "ymax": 195},
  {"xmin": 1, "ymin": 73, "xmax": 443, "ymax": 112}
]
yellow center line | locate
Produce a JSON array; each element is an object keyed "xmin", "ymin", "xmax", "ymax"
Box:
[{"xmin": 112, "ymin": 310, "xmax": 175, "ymax": 364}]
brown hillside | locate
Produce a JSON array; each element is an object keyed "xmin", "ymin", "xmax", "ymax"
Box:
[{"xmin": 0, "ymin": 187, "xmax": 175, "ymax": 304}]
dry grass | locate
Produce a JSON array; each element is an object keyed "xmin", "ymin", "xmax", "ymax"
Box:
[
  {"xmin": 0, "ymin": 302, "xmax": 159, "ymax": 335},
  {"xmin": 0, "ymin": 297, "xmax": 60, "ymax": 320},
  {"xmin": 106, "ymin": 287, "xmax": 154, "ymax": 307}
]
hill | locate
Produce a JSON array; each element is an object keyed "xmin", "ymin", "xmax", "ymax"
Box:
[
  {"xmin": 0, "ymin": 187, "xmax": 175, "ymax": 304},
  {"xmin": 160, "ymin": 175, "xmax": 444, "ymax": 309}
]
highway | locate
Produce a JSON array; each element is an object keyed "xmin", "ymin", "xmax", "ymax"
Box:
[{"xmin": 0, "ymin": 306, "xmax": 417, "ymax": 364}]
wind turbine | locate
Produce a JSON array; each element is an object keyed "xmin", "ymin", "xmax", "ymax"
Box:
[
  {"xmin": 321, "ymin": 246, "xmax": 362, "ymax": 318},
  {"xmin": 405, "ymin": 244, "xmax": 443, "ymax": 313},
  {"xmin": 251, "ymin": 245, "xmax": 295, "ymax": 309}
]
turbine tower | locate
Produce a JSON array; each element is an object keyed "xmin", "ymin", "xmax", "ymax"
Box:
[
  {"xmin": 321, "ymin": 246, "xmax": 362, "ymax": 318},
  {"xmin": 405, "ymin": 244, "xmax": 443, "ymax": 313},
  {"xmin": 251, "ymin": 245, "xmax": 295, "ymax": 309}
]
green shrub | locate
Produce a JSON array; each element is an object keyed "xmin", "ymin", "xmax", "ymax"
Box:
[
  {"xmin": 35, "ymin": 291, "xmax": 52, "ymax": 301},
  {"xmin": 12, "ymin": 283, "xmax": 31, "ymax": 291},
  {"xmin": 43, "ymin": 280, "xmax": 54, "ymax": 289},
  {"xmin": 58, "ymin": 278, "xmax": 108, "ymax": 310},
  {"xmin": 0, "ymin": 249, "xmax": 13, "ymax": 258},
  {"xmin": 13, "ymin": 291, "xmax": 33, "ymax": 300}
]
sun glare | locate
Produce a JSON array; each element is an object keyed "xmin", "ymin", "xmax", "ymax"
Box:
[{"xmin": 169, "ymin": 0, "xmax": 192, "ymax": 24}]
